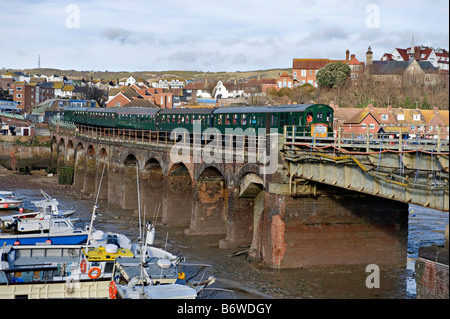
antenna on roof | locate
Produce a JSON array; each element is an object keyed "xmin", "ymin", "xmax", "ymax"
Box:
[{"xmin": 38, "ymin": 54, "xmax": 41, "ymax": 69}]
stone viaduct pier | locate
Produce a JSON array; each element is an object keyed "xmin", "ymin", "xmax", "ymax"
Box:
[{"xmin": 51, "ymin": 123, "xmax": 449, "ymax": 269}]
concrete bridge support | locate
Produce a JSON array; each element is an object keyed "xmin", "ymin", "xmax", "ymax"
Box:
[{"xmin": 251, "ymin": 188, "xmax": 409, "ymax": 268}]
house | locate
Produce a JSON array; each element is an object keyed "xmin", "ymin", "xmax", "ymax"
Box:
[
  {"xmin": 106, "ymin": 86, "xmax": 141, "ymax": 107},
  {"xmin": 381, "ymin": 43, "xmax": 449, "ymax": 71},
  {"xmin": 183, "ymin": 81, "xmax": 211, "ymax": 102},
  {"xmin": 212, "ymin": 80, "xmax": 244, "ymax": 99},
  {"xmin": 365, "ymin": 46, "xmax": 441, "ymax": 86},
  {"xmin": 60, "ymin": 85, "xmax": 74, "ymax": 98},
  {"xmin": 292, "ymin": 59, "xmax": 329, "ymax": 87},
  {"xmin": 106, "ymin": 85, "xmax": 173, "ymax": 109},
  {"xmin": 277, "ymin": 72, "xmax": 293, "ymax": 89},
  {"xmin": 334, "ymin": 104, "xmax": 449, "ymax": 141},
  {"xmin": 52, "ymin": 82, "xmax": 65, "ymax": 97}
]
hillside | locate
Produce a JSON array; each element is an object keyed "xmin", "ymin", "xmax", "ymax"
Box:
[{"xmin": 7, "ymin": 68, "xmax": 292, "ymax": 82}]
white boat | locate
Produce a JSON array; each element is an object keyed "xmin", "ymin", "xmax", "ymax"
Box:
[
  {"xmin": 0, "ymin": 190, "xmax": 77, "ymax": 233},
  {"xmin": 0, "ymin": 218, "xmax": 186, "ymax": 299},
  {"xmin": 0, "ymin": 191, "xmax": 23, "ymax": 210}
]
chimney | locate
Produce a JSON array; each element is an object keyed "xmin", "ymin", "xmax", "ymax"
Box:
[
  {"xmin": 351, "ymin": 54, "xmax": 355, "ymax": 60},
  {"xmin": 414, "ymin": 46, "xmax": 421, "ymax": 61},
  {"xmin": 346, "ymin": 50, "xmax": 350, "ymax": 63}
]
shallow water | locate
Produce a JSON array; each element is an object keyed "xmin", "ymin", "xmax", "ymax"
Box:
[{"xmin": 3, "ymin": 187, "xmax": 448, "ymax": 299}]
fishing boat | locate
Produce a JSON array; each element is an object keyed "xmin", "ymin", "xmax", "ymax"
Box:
[
  {"xmin": 0, "ymin": 190, "xmax": 78, "ymax": 234},
  {"xmin": 0, "ymin": 214, "xmax": 89, "ymax": 246},
  {"xmin": 0, "ymin": 221, "xmax": 187, "ymax": 299},
  {"xmin": 0, "ymin": 191, "xmax": 23, "ymax": 210}
]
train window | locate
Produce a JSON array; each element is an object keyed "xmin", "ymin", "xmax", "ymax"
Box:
[
  {"xmin": 241, "ymin": 114, "xmax": 247, "ymax": 125},
  {"xmin": 317, "ymin": 112, "xmax": 323, "ymax": 121},
  {"xmin": 326, "ymin": 112, "xmax": 332, "ymax": 122},
  {"xmin": 306, "ymin": 112, "xmax": 313, "ymax": 123},
  {"xmin": 226, "ymin": 115, "xmax": 230, "ymax": 125},
  {"xmin": 233, "ymin": 114, "xmax": 238, "ymax": 125},
  {"xmin": 218, "ymin": 115, "xmax": 223, "ymax": 125},
  {"xmin": 161, "ymin": 116, "xmax": 165, "ymax": 123},
  {"xmin": 186, "ymin": 115, "xmax": 190, "ymax": 124}
]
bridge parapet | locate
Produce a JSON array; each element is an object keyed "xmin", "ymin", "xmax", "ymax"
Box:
[{"xmin": 282, "ymin": 127, "xmax": 449, "ymax": 212}]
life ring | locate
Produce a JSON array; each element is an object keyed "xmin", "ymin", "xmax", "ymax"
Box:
[
  {"xmin": 80, "ymin": 259, "xmax": 87, "ymax": 274},
  {"xmin": 109, "ymin": 281, "xmax": 118, "ymax": 299},
  {"xmin": 88, "ymin": 267, "xmax": 101, "ymax": 279}
]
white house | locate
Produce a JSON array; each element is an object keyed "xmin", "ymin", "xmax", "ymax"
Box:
[{"xmin": 212, "ymin": 81, "xmax": 244, "ymax": 99}]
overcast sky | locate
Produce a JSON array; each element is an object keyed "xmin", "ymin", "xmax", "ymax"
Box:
[{"xmin": 1, "ymin": 0, "xmax": 448, "ymax": 72}]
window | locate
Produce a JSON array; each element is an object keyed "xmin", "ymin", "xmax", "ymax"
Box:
[
  {"xmin": 309, "ymin": 70, "xmax": 312, "ymax": 75},
  {"xmin": 241, "ymin": 114, "xmax": 247, "ymax": 125},
  {"xmin": 369, "ymin": 124, "xmax": 375, "ymax": 130},
  {"xmin": 413, "ymin": 114, "xmax": 421, "ymax": 121},
  {"xmin": 361, "ymin": 123, "xmax": 366, "ymax": 130},
  {"xmin": 316, "ymin": 112, "xmax": 323, "ymax": 120},
  {"xmin": 16, "ymin": 87, "xmax": 22, "ymax": 91},
  {"xmin": 397, "ymin": 114, "xmax": 405, "ymax": 121},
  {"xmin": 381, "ymin": 114, "xmax": 388, "ymax": 121},
  {"xmin": 301, "ymin": 70, "xmax": 307, "ymax": 77},
  {"xmin": 16, "ymin": 94, "xmax": 22, "ymax": 98}
]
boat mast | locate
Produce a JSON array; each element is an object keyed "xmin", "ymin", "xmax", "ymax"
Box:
[{"xmin": 85, "ymin": 161, "xmax": 106, "ymax": 253}]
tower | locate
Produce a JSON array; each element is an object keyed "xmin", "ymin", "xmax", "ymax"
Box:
[
  {"xmin": 366, "ymin": 46, "xmax": 373, "ymax": 66},
  {"xmin": 38, "ymin": 54, "xmax": 41, "ymax": 69}
]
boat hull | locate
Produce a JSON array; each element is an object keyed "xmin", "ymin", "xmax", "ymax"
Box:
[
  {"xmin": 0, "ymin": 279, "xmax": 110, "ymax": 299},
  {"xmin": 0, "ymin": 233, "xmax": 88, "ymax": 246}
]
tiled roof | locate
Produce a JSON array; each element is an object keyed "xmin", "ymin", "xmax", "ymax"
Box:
[{"xmin": 293, "ymin": 59, "xmax": 330, "ymax": 70}]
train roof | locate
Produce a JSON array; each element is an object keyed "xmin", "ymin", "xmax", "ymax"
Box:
[
  {"xmin": 64, "ymin": 106, "xmax": 91, "ymax": 112},
  {"xmin": 114, "ymin": 107, "xmax": 160, "ymax": 115},
  {"xmin": 212, "ymin": 104, "xmax": 330, "ymax": 114},
  {"xmin": 159, "ymin": 107, "xmax": 216, "ymax": 115}
]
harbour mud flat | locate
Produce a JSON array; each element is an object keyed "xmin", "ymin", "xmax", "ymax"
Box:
[{"xmin": 0, "ymin": 167, "xmax": 435, "ymax": 299}]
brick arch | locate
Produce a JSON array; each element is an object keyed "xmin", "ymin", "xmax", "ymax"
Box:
[
  {"xmin": 233, "ymin": 163, "xmax": 264, "ymax": 188},
  {"xmin": 96, "ymin": 148, "xmax": 109, "ymax": 200},
  {"xmin": 163, "ymin": 162, "xmax": 193, "ymax": 226},
  {"xmin": 194, "ymin": 163, "xmax": 228, "ymax": 185},
  {"xmin": 186, "ymin": 164, "xmax": 228, "ymax": 236},
  {"xmin": 167, "ymin": 161, "xmax": 194, "ymax": 182}
]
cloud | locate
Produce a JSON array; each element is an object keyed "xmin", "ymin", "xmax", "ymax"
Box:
[{"xmin": 301, "ymin": 27, "xmax": 350, "ymax": 43}]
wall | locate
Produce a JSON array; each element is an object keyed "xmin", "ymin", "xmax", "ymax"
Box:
[{"xmin": 415, "ymin": 246, "xmax": 449, "ymax": 299}]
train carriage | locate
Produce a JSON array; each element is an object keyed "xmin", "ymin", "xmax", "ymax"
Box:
[
  {"xmin": 212, "ymin": 104, "xmax": 333, "ymax": 136},
  {"xmin": 84, "ymin": 107, "xmax": 118, "ymax": 128},
  {"xmin": 115, "ymin": 107, "xmax": 159, "ymax": 131},
  {"xmin": 158, "ymin": 108, "xmax": 216, "ymax": 134},
  {"xmin": 63, "ymin": 107, "xmax": 90, "ymax": 125}
]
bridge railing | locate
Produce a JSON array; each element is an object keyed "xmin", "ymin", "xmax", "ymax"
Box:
[
  {"xmin": 284, "ymin": 124, "xmax": 449, "ymax": 153},
  {"xmin": 55, "ymin": 122, "xmax": 274, "ymax": 163}
]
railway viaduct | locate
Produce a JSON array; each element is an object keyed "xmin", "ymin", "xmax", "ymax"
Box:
[{"xmin": 50, "ymin": 123, "xmax": 448, "ymax": 269}]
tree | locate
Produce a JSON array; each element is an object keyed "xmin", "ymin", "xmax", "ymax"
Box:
[
  {"xmin": 316, "ymin": 62, "xmax": 351, "ymax": 89},
  {"xmin": 78, "ymin": 85, "xmax": 107, "ymax": 107}
]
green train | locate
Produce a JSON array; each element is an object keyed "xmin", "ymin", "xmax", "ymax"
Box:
[{"xmin": 63, "ymin": 103, "xmax": 333, "ymax": 137}]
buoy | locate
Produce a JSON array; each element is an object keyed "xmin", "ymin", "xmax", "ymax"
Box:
[
  {"xmin": 88, "ymin": 267, "xmax": 101, "ymax": 279},
  {"xmin": 13, "ymin": 240, "xmax": 20, "ymax": 245},
  {"xmin": 45, "ymin": 239, "xmax": 52, "ymax": 244},
  {"xmin": 109, "ymin": 281, "xmax": 118, "ymax": 299},
  {"xmin": 3, "ymin": 204, "xmax": 8, "ymax": 209},
  {"xmin": 19, "ymin": 208, "xmax": 23, "ymax": 213}
]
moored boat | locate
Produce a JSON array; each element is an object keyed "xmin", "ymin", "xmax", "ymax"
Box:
[{"xmin": 0, "ymin": 191, "xmax": 23, "ymax": 210}]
